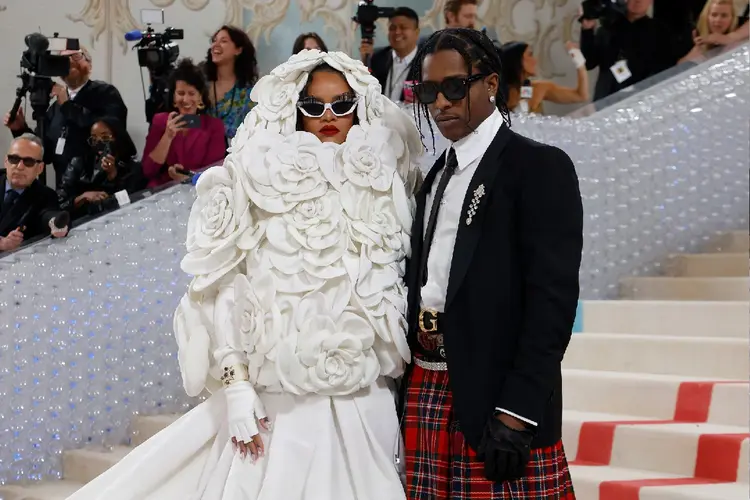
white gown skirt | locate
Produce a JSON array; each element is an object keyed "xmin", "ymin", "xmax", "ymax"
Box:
[{"xmin": 67, "ymin": 378, "xmax": 405, "ymax": 500}]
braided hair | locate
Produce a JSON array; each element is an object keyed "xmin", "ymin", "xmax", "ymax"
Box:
[{"xmin": 411, "ymin": 28, "xmax": 511, "ymax": 151}]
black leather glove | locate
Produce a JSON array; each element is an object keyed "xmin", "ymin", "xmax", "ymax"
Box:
[{"xmin": 476, "ymin": 416, "xmax": 535, "ymax": 483}]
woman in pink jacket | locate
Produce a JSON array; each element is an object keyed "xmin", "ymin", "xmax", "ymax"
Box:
[{"xmin": 142, "ymin": 58, "xmax": 226, "ymax": 187}]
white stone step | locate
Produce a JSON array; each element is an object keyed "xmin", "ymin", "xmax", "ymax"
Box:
[
  {"xmin": 0, "ymin": 480, "xmax": 84, "ymax": 500},
  {"xmin": 563, "ymin": 333, "xmax": 749, "ymax": 379},
  {"xmin": 579, "ymin": 300, "xmax": 749, "ymax": 338},
  {"xmin": 570, "ymin": 464, "xmax": 748, "ymax": 500},
  {"xmin": 709, "ymin": 231, "xmax": 749, "ymax": 254},
  {"xmin": 562, "ymin": 369, "xmax": 748, "ymax": 427},
  {"xmin": 620, "ymin": 277, "xmax": 750, "ymax": 301},
  {"xmin": 62, "ymin": 446, "xmax": 131, "ymax": 485},
  {"xmin": 564, "ymin": 410, "xmax": 749, "ymax": 482},
  {"xmin": 130, "ymin": 414, "xmax": 180, "ymax": 446},
  {"xmin": 665, "ymin": 253, "xmax": 748, "ymax": 277},
  {"xmin": 639, "ymin": 481, "xmax": 750, "ymax": 500}
]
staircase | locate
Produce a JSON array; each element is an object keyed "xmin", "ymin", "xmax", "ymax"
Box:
[
  {"xmin": 566, "ymin": 230, "xmax": 749, "ymax": 500},
  {"xmin": 0, "ymin": 231, "xmax": 747, "ymax": 500},
  {"xmin": 0, "ymin": 415, "xmax": 179, "ymax": 499}
]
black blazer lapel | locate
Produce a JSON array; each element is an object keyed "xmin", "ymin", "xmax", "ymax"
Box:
[{"xmin": 444, "ymin": 125, "xmax": 512, "ymax": 309}]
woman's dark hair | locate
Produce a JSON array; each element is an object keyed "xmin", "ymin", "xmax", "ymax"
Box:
[
  {"xmin": 295, "ymin": 63, "xmax": 359, "ymax": 131},
  {"xmin": 168, "ymin": 58, "xmax": 211, "ymax": 115},
  {"xmin": 499, "ymin": 41, "xmax": 528, "ymax": 90},
  {"xmin": 292, "ymin": 32, "xmax": 329, "ymax": 55},
  {"xmin": 91, "ymin": 116, "xmax": 136, "ymax": 160},
  {"xmin": 204, "ymin": 25, "xmax": 259, "ymax": 88},
  {"xmin": 410, "ymin": 28, "xmax": 511, "ymax": 151}
]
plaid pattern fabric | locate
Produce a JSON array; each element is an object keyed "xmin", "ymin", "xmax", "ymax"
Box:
[{"xmin": 404, "ymin": 363, "xmax": 576, "ymax": 499}]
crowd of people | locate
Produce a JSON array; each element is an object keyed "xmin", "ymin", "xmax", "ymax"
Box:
[{"xmin": 0, "ymin": 0, "xmax": 747, "ymax": 253}]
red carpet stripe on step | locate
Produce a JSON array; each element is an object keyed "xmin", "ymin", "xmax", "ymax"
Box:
[
  {"xmin": 673, "ymin": 380, "xmax": 747, "ymax": 422},
  {"xmin": 570, "ymin": 380, "xmax": 746, "ymax": 465},
  {"xmin": 694, "ymin": 433, "xmax": 748, "ymax": 482},
  {"xmin": 570, "ymin": 381, "xmax": 748, "ymax": 499},
  {"xmin": 598, "ymin": 477, "xmax": 724, "ymax": 500}
]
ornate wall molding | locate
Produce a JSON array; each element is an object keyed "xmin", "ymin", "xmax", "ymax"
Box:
[
  {"xmin": 67, "ymin": 0, "xmax": 139, "ymax": 53},
  {"xmin": 299, "ymin": 0, "xmax": 354, "ymax": 53},
  {"xmin": 151, "ymin": 0, "xmax": 211, "ymax": 9},
  {"xmin": 226, "ymin": 0, "xmax": 291, "ymax": 46}
]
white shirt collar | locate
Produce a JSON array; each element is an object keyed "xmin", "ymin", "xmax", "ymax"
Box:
[
  {"xmin": 391, "ymin": 46, "xmax": 417, "ymax": 65},
  {"xmin": 451, "ymin": 108, "xmax": 504, "ymax": 170},
  {"xmin": 68, "ymin": 79, "xmax": 90, "ymax": 98}
]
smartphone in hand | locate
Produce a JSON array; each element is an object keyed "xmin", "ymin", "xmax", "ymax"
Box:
[{"xmin": 179, "ymin": 114, "xmax": 201, "ymax": 129}]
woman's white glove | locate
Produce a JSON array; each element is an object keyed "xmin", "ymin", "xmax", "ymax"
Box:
[
  {"xmin": 566, "ymin": 42, "xmax": 586, "ymax": 69},
  {"xmin": 225, "ymin": 381, "xmax": 270, "ymax": 461}
]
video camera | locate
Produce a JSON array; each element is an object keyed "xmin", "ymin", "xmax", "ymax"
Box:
[
  {"xmin": 352, "ymin": 0, "xmax": 395, "ymax": 44},
  {"xmin": 125, "ymin": 26, "xmax": 183, "ymax": 75},
  {"xmin": 124, "ymin": 9, "xmax": 184, "ymax": 124},
  {"xmin": 9, "ymin": 33, "xmax": 79, "ymax": 138},
  {"xmin": 579, "ymin": 0, "xmax": 627, "ymax": 26}
]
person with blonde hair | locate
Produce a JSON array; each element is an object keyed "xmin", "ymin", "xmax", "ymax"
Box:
[{"xmin": 679, "ymin": 0, "xmax": 741, "ymax": 63}]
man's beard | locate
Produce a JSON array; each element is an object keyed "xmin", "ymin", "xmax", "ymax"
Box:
[{"xmin": 64, "ymin": 68, "xmax": 90, "ymax": 89}]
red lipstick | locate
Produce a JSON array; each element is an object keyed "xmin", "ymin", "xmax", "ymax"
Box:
[{"xmin": 319, "ymin": 125, "xmax": 339, "ymax": 136}]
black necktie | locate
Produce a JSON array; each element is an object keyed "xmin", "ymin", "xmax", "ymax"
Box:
[
  {"xmin": 419, "ymin": 148, "xmax": 458, "ymax": 287},
  {"xmin": 1, "ymin": 190, "xmax": 20, "ymax": 215}
]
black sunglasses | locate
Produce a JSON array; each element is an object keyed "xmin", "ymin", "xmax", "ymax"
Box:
[
  {"xmin": 297, "ymin": 98, "xmax": 359, "ymax": 118},
  {"xmin": 88, "ymin": 136, "xmax": 113, "ymax": 146},
  {"xmin": 414, "ymin": 74, "xmax": 488, "ymax": 104},
  {"xmin": 6, "ymin": 154, "xmax": 43, "ymax": 167}
]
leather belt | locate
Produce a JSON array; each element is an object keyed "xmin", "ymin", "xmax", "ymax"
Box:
[{"xmin": 416, "ymin": 308, "xmax": 446, "ymax": 361}]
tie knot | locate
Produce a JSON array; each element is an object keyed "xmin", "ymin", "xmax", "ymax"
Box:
[{"xmin": 5, "ymin": 190, "xmax": 20, "ymax": 202}]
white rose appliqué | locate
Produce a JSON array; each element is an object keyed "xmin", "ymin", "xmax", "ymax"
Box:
[
  {"xmin": 275, "ymin": 289, "xmax": 379, "ymax": 396},
  {"xmin": 243, "ymin": 131, "xmax": 335, "ymax": 214},
  {"xmin": 182, "ymin": 164, "xmax": 260, "ymax": 291},
  {"xmin": 338, "ymin": 126, "xmax": 396, "ymax": 192}
]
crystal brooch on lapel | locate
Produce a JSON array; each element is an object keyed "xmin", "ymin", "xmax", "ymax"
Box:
[{"xmin": 466, "ymin": 184, "xmax": 485, "ymax": 225}]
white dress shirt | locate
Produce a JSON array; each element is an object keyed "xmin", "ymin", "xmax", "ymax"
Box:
[
  {"xmin": 67, "ymin": 80, "xmax": 89, "ymax": 101},
  {"xmin": 420, "ymin": 107, "xmax": 503, "ymax": 313},
  {"xmin": 420, "ymin": 108, "xmax": 538, "ymax": 427},
  {"xmin": 386, "ymin": 47, "xmax": 417, "ymax": 102}
]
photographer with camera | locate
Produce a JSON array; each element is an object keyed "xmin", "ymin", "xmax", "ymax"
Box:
[
  {"xmin": 142, "ymin": 59, "xmax": 225, "ymax": 188},
  {"xmin": 3, "ymin": 47, "xmax": 128, "ymax": 188},
  {"xmin": 57, "ymin": 116, "xmax": 144, "ymax": 221},
  {"xmin": 580, "ymin": 0, "xmax": 680, "ymax": 101},
  {"xmin": 360, "ymin": 7, "xmax": 422, "ymax": 103}
]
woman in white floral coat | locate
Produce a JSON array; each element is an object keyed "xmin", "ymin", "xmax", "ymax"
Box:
[{"xmin": 66, "ymin": 50, "xmax": 423, "ymax": 500}]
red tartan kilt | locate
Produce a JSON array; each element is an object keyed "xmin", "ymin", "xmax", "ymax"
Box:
[{"xmin": 403, "ymin": 363, "xmax": 576, "ymax": 500}]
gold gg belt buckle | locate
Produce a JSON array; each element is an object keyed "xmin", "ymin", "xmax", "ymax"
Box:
[{"xmin": 419, "ymin": 308, "xmax": 439, "ymax": 333}]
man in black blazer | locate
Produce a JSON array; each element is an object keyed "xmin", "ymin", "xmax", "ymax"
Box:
[
  {"xmin": 0, "ymin": 134, "xmax": 69, "ymax": 253},
  {"xmin": 361, "ymin": 7, "xmax": 421, "ymax": 103},
  {"xmin": 3, "ymin": 47, "xmax": 128, "ymax": 188},
  {"xmin": 402, "ymin": 29, "xmax": 582, "ymax": 499}
]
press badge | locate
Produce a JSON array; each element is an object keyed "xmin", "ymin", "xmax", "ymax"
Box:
[
  {"xmin": 114, "ymin": 189, "xmax": 131, "ymax": 207},
  {"xmin": 54, "ymin": 137, "xmax": 66, "ymax": 155},
  {"xmin": 520, "ymin": 85, "xmax": 533, "ymax": 99},
  {"xmin": 610, "ymin": 60, "xmax": 632, "ymax": 84}
]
